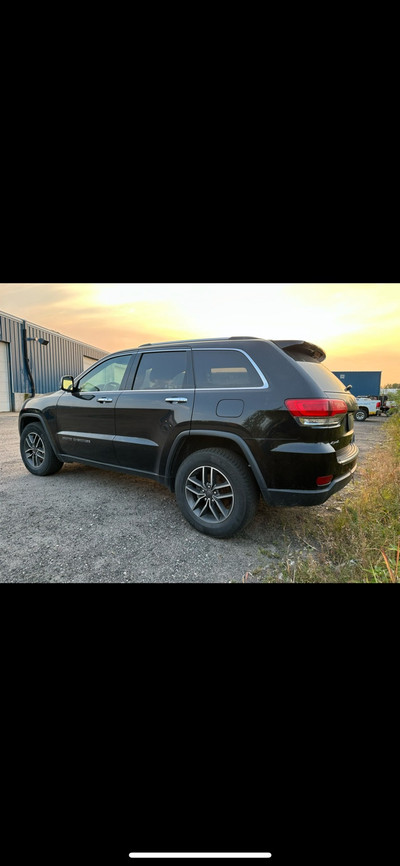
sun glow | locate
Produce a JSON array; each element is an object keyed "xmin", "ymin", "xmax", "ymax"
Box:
[
  {"xmin": 93, "ymin": 283, "xmax": 366, "ymax": 345},
  {"xmin": 1, "ymin": 283, "xmax": 399, "ymax": 384}
]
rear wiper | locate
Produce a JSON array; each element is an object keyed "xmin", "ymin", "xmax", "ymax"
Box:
[{"xmin": 344, "ymin": 384, "xmax": 352, "ymax": 392}]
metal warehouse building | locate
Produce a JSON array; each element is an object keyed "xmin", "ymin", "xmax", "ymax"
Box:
[{"xmin": 0, "ymin": 310, "xmax": 107, "ymax": 412}]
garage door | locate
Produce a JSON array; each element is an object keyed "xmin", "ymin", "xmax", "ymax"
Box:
[
  {"xmin": 83, "ymin": 355, "xmax": 98, "ymax": 371},
  {"xmin": 0, "ymin": 342, "xmax": 11, "ymax": 411}
]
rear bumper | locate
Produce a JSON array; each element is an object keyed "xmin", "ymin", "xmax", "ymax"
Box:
[{"xmin": 262, "ymin": 461, "xmax": 357, "ymax": 507}]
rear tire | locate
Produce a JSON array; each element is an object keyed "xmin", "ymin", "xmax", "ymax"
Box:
[
  {"xmin": 355, "ymin": 409, "xmax": 368, "ymax": 421},
  {"xmin": 175, "ymin": 447, "xmax": 259, "ymax": 538},
  {"xmin": 20, "ymin": 422, "xmax": 64, "ymax": 476}
]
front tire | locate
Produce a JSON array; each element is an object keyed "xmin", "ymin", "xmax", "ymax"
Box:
[
  {"xmin": 175, "ymin": 448, "xmax": 259, "ymax": 538},
  {"xmin": 20, "ymin": 422, "xmax": 64, "ymax": 476}
]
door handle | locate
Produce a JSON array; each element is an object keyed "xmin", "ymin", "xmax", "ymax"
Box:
[
  {"xmin": 97, "ymin": 397, "xmax": 113, "ymax": 403},
  {"xmin": 165, "ymin": 397, "xmax": 188, "ymax": 403}
]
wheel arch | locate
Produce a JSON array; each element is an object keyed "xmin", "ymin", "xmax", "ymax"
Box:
[
  {"xmin": 19, "ymin": 412, "xmax": 60, "ymax": 457},
  {"xmin": 165, "ymin": 430, "xmax": 267, "ymax": 495}
]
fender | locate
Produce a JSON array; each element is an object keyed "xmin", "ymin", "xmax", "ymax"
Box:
[
  {"xmin": 19, "ymin": 411, "xmax": 62, "ymax": 459},
  {"xmin": 165, "ymin": 429, "xmax": 268, "ymax": 496}
]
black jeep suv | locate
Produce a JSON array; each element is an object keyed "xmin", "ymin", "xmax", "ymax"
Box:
[{"xmin": 19, "ymin": 337, "xmax": 359, "ymax": 537}]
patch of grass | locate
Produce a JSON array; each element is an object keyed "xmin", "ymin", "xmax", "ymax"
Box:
[{"xmin": 261, "ymin": 409, "xmax": 400, "ymax": 583}]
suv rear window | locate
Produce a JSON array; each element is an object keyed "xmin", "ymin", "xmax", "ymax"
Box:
[
  {"xmin": 193, "ymin": 349, "xmax": 264, "ymax": 388},
  {"xmin": 298, "ymin": 362, "xmax": 348, "ymax": 392}
]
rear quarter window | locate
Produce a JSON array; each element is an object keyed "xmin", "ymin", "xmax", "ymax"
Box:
[{"xmin": 193, "ymin": 349, "xmax": 264, "ymax": 388}]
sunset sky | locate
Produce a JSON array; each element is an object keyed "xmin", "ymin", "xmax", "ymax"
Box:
[{"xmin": 0, "ymin": 283, "xmax": 399, "ymax": 385}]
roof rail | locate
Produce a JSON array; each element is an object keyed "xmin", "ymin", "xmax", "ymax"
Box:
[{"xmin": 137, "ymin": 336, "xmax": 260, "ymax": 348}]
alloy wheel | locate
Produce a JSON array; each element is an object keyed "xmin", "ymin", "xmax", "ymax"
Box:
[
  {"xmin": 184, "ymin": 464, "xmax": 234, "ymax": 524},
  {"xmin": 24, "ymin": 432, "xmax": 46, "ymax": 468}
]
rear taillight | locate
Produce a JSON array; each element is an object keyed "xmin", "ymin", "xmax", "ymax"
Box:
[
  {"xmin": 376, "ymin": 401, "xmax": 381, "ymax": 409},
  {"xmin": 285, "ymin": 399, "xmax": 348, "ymax": 427}
]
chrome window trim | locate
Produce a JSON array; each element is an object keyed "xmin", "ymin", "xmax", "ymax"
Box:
[
  {"xmin": 129, "ymin": 388, "xmax": 195, "ymax": 393},
  {"xmin": 195, "ymin": 386, "xmax": 268, "ymax": 391},
  {"xmin": 192, "ymin": 348, "xmax": 269, "ymax": 389}
]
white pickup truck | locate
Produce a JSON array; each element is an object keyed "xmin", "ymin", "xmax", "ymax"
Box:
[
  {"xmin": 380, "ymin": 392, "xmax": 398, "ymax": 414},
  {"xmin": 354, "ymin": 396, "xmax": 381, "ymax": 421}
]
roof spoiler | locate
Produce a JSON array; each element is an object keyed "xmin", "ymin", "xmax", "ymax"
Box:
[{"xmin": 272, "ymin": 340, "xmax": 326, "ymax": 362}]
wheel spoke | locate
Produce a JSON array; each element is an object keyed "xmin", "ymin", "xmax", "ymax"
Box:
[
  {"xmin": 186, "ymin": 480, "xmax": 204, "ymax": 495},
  {"xmin": 188, "ymin": 477, "xmax": 204, "ymax": 489},
  {"xmin": 214, "ymin": 498, "xmax": 229, "ymax": 517},
  {"xmin": 209, "ymin": 501, "xmax": 220, "ymax": 520},
  {"xmin": 192, "ymin": 494, "xmax": 206, "ymax": 509}
]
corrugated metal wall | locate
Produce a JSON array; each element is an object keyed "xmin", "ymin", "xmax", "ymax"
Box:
[{"xmin": 0, "ymin": 311, "xmax": 107, "ymax": 398}]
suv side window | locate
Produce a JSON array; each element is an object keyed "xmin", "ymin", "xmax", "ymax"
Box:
[
  {"xmin": 78, "ymin": 356, "xmax": 131, "ymax": 392},
  {"xmin": 133, "ymin": 351, "xmax": 189, "ymax": 390},
  {"xmin": 193, "ymin": 349, "xmax": 264, "ymax": 388}
]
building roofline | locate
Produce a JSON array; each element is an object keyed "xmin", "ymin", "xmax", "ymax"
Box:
[{"xmin": 0, "ymin": 308, "xmax": 106, "ymax": 354}]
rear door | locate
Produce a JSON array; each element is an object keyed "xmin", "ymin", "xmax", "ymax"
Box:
[{"xmin": 113, "ymin": 349, "xmax": 194, "ymax": 477}]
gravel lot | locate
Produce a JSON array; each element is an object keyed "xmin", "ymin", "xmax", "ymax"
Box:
[{"xmin": 0, "ymin": 413, "xmax": 388, "ymax": 583}]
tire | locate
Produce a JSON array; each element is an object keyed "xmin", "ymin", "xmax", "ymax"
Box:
[
  {"xmin": 20, "ymin": 422, "xmax": 64, "ymax": 476},
  {"xmin": 355, "ymin": 409, "xmax": 368, "ymax": 422},
  {"xmin": 175, "ymin": 447, "xmax": 259, "ymax": 538}
]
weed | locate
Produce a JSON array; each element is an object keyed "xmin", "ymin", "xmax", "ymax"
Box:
[
  {"xmin": 380, "ymin": 541, "xmax": 400, "ymax": 583},
  {"xmin": 270, "ymin": 411, "xmax": 400, "ymax": 583}
]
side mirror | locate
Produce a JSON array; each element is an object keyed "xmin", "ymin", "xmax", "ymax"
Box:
[{"xmin": 61, "ymin": 376, "xmax": 74, "ymax": 391}]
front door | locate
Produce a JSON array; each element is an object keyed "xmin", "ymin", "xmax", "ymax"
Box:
[
  {"xmin": 113, "ymin": 349, "xmax": 194, "ymax": 477},
  {"xmin": 56, "ymin": 355, "xmax": 132, "ymax": 464}
]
